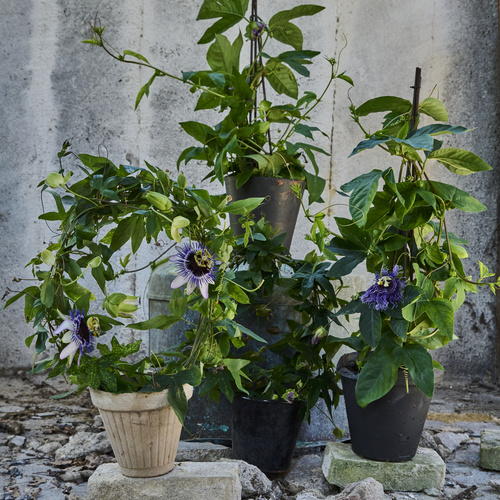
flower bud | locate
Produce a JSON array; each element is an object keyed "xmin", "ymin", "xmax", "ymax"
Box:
[
  {"xmin": 177, "ymin": 173, "xmax": 187, "ymax": 189},
  {"xmin": 145, "ymin": 192, "xmax": 172, "ymax": 212},
  {"xmin": 103, "ymin": 293, "xmax": 139, "ymax": 318},
  {"xmin": 171, "ymin": 216, "xmax": 190, "ymax": 242},
  {"xmin": 311, "ymin": 326, "xmax": 327, "ymax": 345}
]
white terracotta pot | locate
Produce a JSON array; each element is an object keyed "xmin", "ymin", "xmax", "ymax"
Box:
[{"xmin": 89, "ymin": 385, "xmax": 193, "ymax": 477}]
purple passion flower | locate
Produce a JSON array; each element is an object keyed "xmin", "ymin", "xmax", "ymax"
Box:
[
  {"xmin": 361, "ymin": 265, "xmax": 406, "ymax": 311},
  {"xmin": 54, "ymin": 310, "xmax": 100, "ymax": 365},
  {"xmin": 170, "ymin": 242, "xmax": 217, "ymax": 299}
]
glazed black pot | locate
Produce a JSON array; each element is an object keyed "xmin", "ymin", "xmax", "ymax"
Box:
[
  {"xmin": 338, "ymin": 352, "xmax": 431, "ymax": 462},
  {"xmin": 224, "ymin": 176, "xmax": 305, "ymax": 250},
  {"xmin": 232, "ymin": 396, "xmax": 305, "ymax": 474}
]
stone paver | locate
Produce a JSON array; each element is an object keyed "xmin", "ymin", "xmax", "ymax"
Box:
[
  {"xmin": 480, "ymin": 429, "xmax": 500, "ymax": 471},
  {"xmin": 322, "ymin": 442, "xmax": 445, "ymax": 492},
  {"xmin": 87, "ymin": 462, "xmax": 242, "ymax": 500}
]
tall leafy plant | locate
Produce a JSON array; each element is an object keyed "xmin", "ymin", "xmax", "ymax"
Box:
[
  {"xmin": 84, "ymin": 0, "xmax": 352, "ymax": 204},
  {"xmin": 327, "ymin": 88, "xmax": 499, "ymax": 407}
]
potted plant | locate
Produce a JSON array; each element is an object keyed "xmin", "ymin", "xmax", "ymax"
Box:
[
  {"xmin": 327, "ymin": 71, "xmax": 499, "ymax": 461},
  {"xmin": 83, "ymin": 0, "xmax": 352, "ymax": 248},
  {"xmin": 3, "ymin": 142, "xmax": 265, "ymax": 476},
  {"xmin": 196, "ymin": 219, "xmax": 346, "ymax": 473}
]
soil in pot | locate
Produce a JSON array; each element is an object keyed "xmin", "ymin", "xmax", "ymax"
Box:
[
  {"xmin": 232, "ymin": 396, "xmax": 305, "ymax": 474},
  {"xmin": 338, "ymin": 352, "xmax": 431, "ymax": 462}
]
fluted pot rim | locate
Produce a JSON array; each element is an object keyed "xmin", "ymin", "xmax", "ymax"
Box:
[{"xmin": 89, "ymin": 384, "xmax": 193, "ymax": 412}]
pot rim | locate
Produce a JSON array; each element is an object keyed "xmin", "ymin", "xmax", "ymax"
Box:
[{"xmin": 89, "ymin": 384, "xmax": 193, "ymax": 412}]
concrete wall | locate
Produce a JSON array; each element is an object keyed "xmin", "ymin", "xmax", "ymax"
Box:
[{"xmin": 1, "ymin": 0, "xmax": 499, "ymax": 379}]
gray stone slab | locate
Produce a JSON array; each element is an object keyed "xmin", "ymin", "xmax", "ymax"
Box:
[
  {"xmin": 87, "ymin": 461, "xmax": 242, "ymax": 500},
  {"xmin": 175, "ymin": 440, "xmax": 232, "ymax": 462},
  {"xmin": 480, "ymin": 429, "xmax": 500, "ymax": 471},
  {"xmin": 322, "ymin": 442, "xmax": 446, "ymax": 492}
]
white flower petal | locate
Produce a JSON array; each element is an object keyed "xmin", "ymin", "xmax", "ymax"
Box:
[
  {"xmin": 199, "ymin": 281, "xmax": 209, "ymax": 299},
  {"xmin": 171, "ymin": 274, "xmax": 189, "ymax": 289},
  {"xmin": 186, "ymin": 280, "xmax": 196, "ymax": 296},
  {"xmin": 53, "ymin": 319, "xmax": 73, "ymax": 336},
  {"xmin": 60, "ymin": 342, "xmax": 78, "ymax": 361}
]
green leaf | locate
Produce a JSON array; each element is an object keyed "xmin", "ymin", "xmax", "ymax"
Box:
[
  {"xmin": 168, "ymin": 288, "xmax": 188, "ymax": 318},
  {"xmin": 40, "ymin": 278, "xmax": 55, "ymax": 308},
  {"xmin": 355, "ymin": 349, "xmax": 399, "ymax": 407},
  {"xmin": 396, "ymin": 343, "xmax": 434, "ymax": 397},
  {"xmin": 265, "ymin": 59, "xmax": 298, "ymax": 98},
  {"xmin": 390, "ymin": 317, "xmax": 408, "ymax": 340},
  {"xmin": 341, "ymin": 169, "xmax": 385, "ymax": 226},
  {"xmin": 128, "ymin": 314, "xmax": 181, "ymax": 331},
  {"xmin": 207, "ymin": 33, "xmax": 242, "ymax": 73},
  {"xmin": 227, "ymin": 281, "xmax": 250, "ymax": 304},
  {"xmin": 179, "ymin": 121, "xmax": 214, "ymax": 144},
  {"xmin": 428, "ymin": 148, "xmax": 492, "ymax": 175},
  {"xmin": 110, "ymin": 217, "xmax": 136, "ymax": 251},
  {"xmin": 197, "ymin": 0, "xmax": 249, "ymax": 44},
  {"xmin": 358, "ymin": 303, "xmax": 382, "ymax": 348},
  {"xmin": 418, "ymin": 97, "xmax": 448, "ymax": 121},
  {"xmin": 222, "ymin": 197, "xmax": 264, "ymax": 215},
  {"xmin": 167, "ymin": 383, "xmax": 188, "ymax": 424},
  {"xmin": 423, "ymin": 298, "xmax": 455, "ymax": 342},
  {"xmin": 355, "ymin": 96, "xmax": 412, "ymax": 117},
  {"xmin": 223, "ymin": 358, "xmax": 251, "ymax": 394},
  {"xmin": 430, "ymin": 181, "xmax": 487, "ymax": 213},
  {"xmin": 304, "ymin": 170, "xmax": 325, "ymax": 205},
  {"xmin": 123, "ymin": 49, "xmax": 150, "ymax": 64}
]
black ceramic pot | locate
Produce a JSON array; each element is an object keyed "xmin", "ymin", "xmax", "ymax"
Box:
[
  {"xmin": 231, "ymin": 396, "xmax": 305, "ymax": 474},
  {"xmin": 224, "ymin": 176, "xmax": 305, "ymax": 250},
  {"xmin": 338, "ymin": 352, "xmax": 431, "ymax": 462}
]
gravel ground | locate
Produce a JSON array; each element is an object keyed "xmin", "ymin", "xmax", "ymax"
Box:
[{"xmin": 1, "ymin": 369, "xmax": 499, "ymax": 500}]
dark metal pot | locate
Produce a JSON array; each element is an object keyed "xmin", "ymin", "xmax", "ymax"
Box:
[
  {"xmin": 224, "ymin": 176, "xmax": 305, "ymax": 250},
  {"xmin": 232, "ymin": 396, "xmax": 305, "ymax": 474},
  {"xmin": 338, "ymin": 352, "xmax": 431, "ymax": 462}
]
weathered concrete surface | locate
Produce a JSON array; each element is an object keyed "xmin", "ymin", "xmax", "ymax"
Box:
[
  {"xmin": 87, "ymin": 462, "xmax": 242, "ymax": 500},
  {"xmin": 1, "ymin": 370, "xmax": 500, "ymax": 499},
  {"xmin": 480, "ymin": 428, "xmax": 500, "ymax": 471},
  {"xmin": 322, "ymin": 443, "xmax": 446, "ymax": 492}
]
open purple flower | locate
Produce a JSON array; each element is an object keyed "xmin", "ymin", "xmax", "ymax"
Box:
[
  {"xmin": 54, "ymin": 309, "xmax": 100, "ymax": 365},
  {"xmin": 170, "ymin": 241, "xmax": 217, "ymax": 299},
  {"xmin": 361, "ymin": 265, "xmax": 406, "ymax": 311}
]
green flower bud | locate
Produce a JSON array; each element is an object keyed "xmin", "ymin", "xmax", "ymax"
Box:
[
  {"xmin": 178, "ymin": 173, "xmax": 187, "ymax": 189},
  {"xmin": 171, "ymin": 216, "xmax": 190, "ymax": 242},
  {"xmin": 145, "ymin": 192, "xmax": 172, "ymax": 212}
]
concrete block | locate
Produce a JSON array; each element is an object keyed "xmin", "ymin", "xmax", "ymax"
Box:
[
  {"xmin": 480, "ymin": 429, "xmax": 500, "ymax": 471},
  {"xmin": 322, "ymin": 442, "xmax": 445, "ymax": 492},
  {"xmin": 87, "ymin": 462, "xmax": 242, "ymax": 500},
  {"xmin": 175, "ymin": 440, "xmax": 232, "ymax": 462}
]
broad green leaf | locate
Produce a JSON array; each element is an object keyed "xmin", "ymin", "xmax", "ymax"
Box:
[
  {"xmin": 40, "ymin": 278, "xmax": 55, "ymax": 308},
  {"xmin": 390, "ymin": 317, "xmax": 408, "ymax": 340},
  {"xmin": 430, "ymin": 181, "xmax": 487, "ymax": 213},
  {"xmin": 168, "ymin": 288, "xmax": 188, "ymax": 317},
  {"xmin": 421, "ymin": 298, "xmax": 455, "ymax": 342},
  {"xmin": 341, "ymin": 169, "xmax": 384, "ymax": 226},
  {"xmin": 355, "ymin": 96, "xmax": 412, "ymax": 117},
  {"xmin": 110, "ymin": 217, "xmax": 136, "ymax": 251},
  {"xmin": 355, "ymin": 349, "xmax": 399, "ymax": 407},
  {"xmin": 428, "ymin": 148, "xmax": 492, "ymax": 175},
  {"xmin": 227, "ymin": 281, "xmax": 250, "ymax": 304},
  {"xmin": 269, "ymin": 5, "xmax": 325, "ymax": 24},
  {"xmin": 123, "ymin": 49, "xmax": 150, "ymax": 64},
  {"xmin": 304, "ymin": 170, "xmax": 325, "ymax": 205},
  {"xmin": 395, "ymin": 343, "xmax": 434, "ymax": 397},
  {"xmin": 418, "ymin": 97, "xmax": 448, "ymax": 121},
  {"xmin": 207, "ymin": 33, "xmax": 242, "ymax": 73},
  {"xmin": 197, "ymin": 0, "xmax": 249, "ymax": 44},
  {"xmin": 265, "ymin": 59, "xmax": 298, "ymax": 98},
  {"xmin": 358, "ymin": 302, "xmax": 382, "ymax": 348},
  {"xmin": 180, "ymin": 121, "xmax": 214, "ymax": 144}
]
